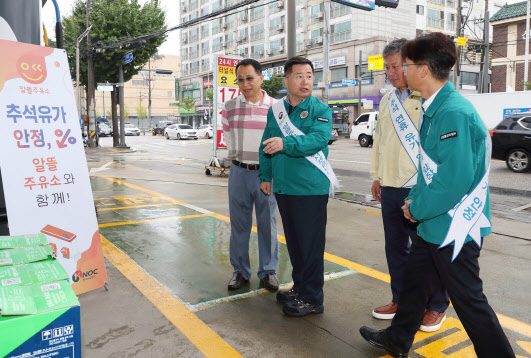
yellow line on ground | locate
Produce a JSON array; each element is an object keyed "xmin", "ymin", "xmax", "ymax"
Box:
[
  {"xmin": 98, "ymin": 175, "xmax": 186, "ymax": 205},
  {"xmin": 100, "ymin": 235, "xmax": 243, "ymax": 358},
  {"xmin": 99, "ymin": 214, "xmax": 211, "ymax": 228},
  {"xmin": 97, "ymin": 203, "xmax": 176, "ymax": 211},
  {"xmin": 366, "ymin": 209, "xmax": 381, "ymax": 215},
  {"xmin": 98, "ymin": 175, "xmax": 531, "ymax": 340}
]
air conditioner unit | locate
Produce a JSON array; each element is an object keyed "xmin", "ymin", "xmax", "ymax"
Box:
[
  {"xmin": 277, "ymin": 24, "xmax": 285, "ymax": 31},
  {"xmin": 315, "ymin": 11, "xmax": 324, "ymax": 19},
  {"xmin": 182, "ymin": 6, "xmax": 187, "ymax": 12},
  {"xmin": 241, "ymin": 15, "xmax": 248, "ymax": 22},
  {"xmin": 258, "ymin": 51, "xmax": 264, "ymax": 56},
  {"xmin": 276, "ymin": 1, "xmax": 284, "ymax": 8},
  {"xmin": 222, "ymin": 43, "xmax": 227, "ymax": 48},
  {"xmin": 222, "ymin": 23, "xmax": 227, "ymax": 29},
  {"xmin": 266, "ymin": 49, "xmax": 274, "ymax": 55},
  {"xmin": 183, "ymin": 38, "xmax": 188, "ymax": 44},
  {"xmin": 304, "ymin": 39, "xmax": 312, "ymax": 48},
  {"xmin": 278, "ymin": 45, "xmax": 284, "ymax": 52},
  {"xmin": 237, "ymin": 36, "xmax": 247, "ymax": 42},
  {"xmin": 315, "ymin": 36, "xmax": 323, "ymax": 44}
]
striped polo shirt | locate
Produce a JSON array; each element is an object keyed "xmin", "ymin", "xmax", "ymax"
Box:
[{"xmin": 221, "ymin": 90, "xmax": 275, "ymax": 164}]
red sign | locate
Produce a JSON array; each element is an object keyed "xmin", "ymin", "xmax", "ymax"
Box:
[
  {"xmin": 217, "ymin": 57, "xmax": 240, "ymax": 67},
  {"xmin": 203, "ymin": 80, "xmax": 213, "ymax": 88},
  {"xmin": 217, "ymin": 129, "xmax": 226, "ymax": 149}
]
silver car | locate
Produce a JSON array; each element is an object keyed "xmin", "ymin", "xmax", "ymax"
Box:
[{"xmin": 164, "ymin": 124, "xmax": 198, "ymax": 140}]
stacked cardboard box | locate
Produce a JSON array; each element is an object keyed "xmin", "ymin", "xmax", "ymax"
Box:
[{"xmin": 0, "ymin": 234, "xmax": 81, "ymax": 358}]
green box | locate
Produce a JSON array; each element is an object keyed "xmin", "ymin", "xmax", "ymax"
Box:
[
  {"xmin": 0, "ymin": 260, "xmax": 69, "ymax": 288},
  {"xmin": 0, "ymin": 234, "xmax": 48, "ymax": 249},
  {"xmin": 0, "ymin": 245, "xmax": 56, "ymax": 266}
]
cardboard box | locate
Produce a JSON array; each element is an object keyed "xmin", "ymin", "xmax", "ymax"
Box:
[{"xmin": 0, "ymin": 281, "xmax": 81, "ymax": 358}]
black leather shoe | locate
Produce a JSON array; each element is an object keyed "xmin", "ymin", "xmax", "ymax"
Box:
[
  {"xmin": 359, "ymin": 326, "xmax": 408, "ymax": 358},
  {"xmin": 227, "ymin": 273, "xmax": 248, "ymax": 290},
  {"xmin": 276, "ymin": 288, "xmax": 298, "ymax": 304},
  {"xmin": 260, "ymin": 274, "xmax": 279, "ymax": 292}
]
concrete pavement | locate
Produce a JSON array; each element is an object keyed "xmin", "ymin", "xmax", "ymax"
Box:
[{"xmin": 79, "ymin": 141, "xmax": 531, "ymax": 358}]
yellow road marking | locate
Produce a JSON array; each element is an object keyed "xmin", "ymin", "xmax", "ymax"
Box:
[
  {"xmin": 99, "ymin": 175, "xmax": 185, "ymax": 205},
  {"xmin": 366, "ymin": 209, "xmax": 381, "ymax": 215},
  {"xmin": 97, "ymin": 203, "xmax": 176, "ymax": 211},
  {"xmin": 517, "ymin": 340, "xmax": 531, "ymax": 354},
  {"xmin": 100, "ymin": 234, "xmax": 243, "ymax": 358},
  {"xmin": 98, "ymin": 213, "xmax": 211, "ymax": 227},
  {"xmin": 97, "ymin": 175, "xmax": 531, "ymax": 342}
]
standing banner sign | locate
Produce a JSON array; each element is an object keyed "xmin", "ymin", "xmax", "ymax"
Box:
[
  {"xmin": 0, "ymin": 39, "xmax": 107, "ymax": 295},
  {"xmin": 213, "ymin": 55, "xmax": 242, "ymax": 150}
]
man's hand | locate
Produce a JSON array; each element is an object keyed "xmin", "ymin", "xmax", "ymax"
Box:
[
  {"xmin": 262, "ymin": 137, "xmax": 284, "ymax": 154},
  {"xmin": 371, "ymin": 180, "xmax": 381, "ymax": 202},
  {"xmin": 401, "ymin": 199, "xmax": 417, "ymax": 223},
  {"xmin": 260, "ymin": 182, "xmax": 271, "ymax": 195}
]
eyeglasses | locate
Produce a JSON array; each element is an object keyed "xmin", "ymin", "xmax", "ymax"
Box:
[
  {"xmin": 402, "ymin": 63, "xmax": 421, "ymax": 73},
  {"xmin": 285, "ymin": 75, "xmax": 313, "ymax": 82},
  {"xmin": 237, "ymin": 77, "xmax": 257, "ymax": 84}
]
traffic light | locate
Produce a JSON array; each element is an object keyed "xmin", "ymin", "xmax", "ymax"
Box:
[{"xmin": 375, "ymin": 0, "xmax": 399, "ymax": 8}]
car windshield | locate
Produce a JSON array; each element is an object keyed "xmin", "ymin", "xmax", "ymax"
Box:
[
  {"xmin": 125, "ymin": 124, "xmax": 136, "ymax": 128},
  {"xmin": 179, "ymin": 125, "xmax": 193, "ymax": 129}
]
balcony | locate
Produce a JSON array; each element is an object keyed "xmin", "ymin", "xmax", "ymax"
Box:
[
  {"xmin": 250, "ymin": 30, "xmax": 265, "ymax": 41},
  {"xmin": 212, "ymin": 43, "xmax": 223, "ymax": 52},
  {"xmin": 201, "ymin": 48, "xmax": 209, "ymax": 56},
  {"xmin": 427, "ymin": 17, "xmax": 443, "ymax": 28},
  {"xmin": 331, "ymin": 30, "xmax": 351, "ymax": 43},
  {"xmin": 225, "ymin": 40, "xmax": 234, "ymax": 48},
  {"xmin": 250, "ymin": 10, "xmax": 264, "ymax": 21},
  {"xmin": 190, "ymin": 66, "xmax": 200, "ymax": 75},
  {"xmin": 251, "ymin": 51, "xmax": 265, "ymax": 59},
  {"xmin": 190, "ymin": 51, "xmax": 199, "ymax": 59},
  {"xmin": 190, "ymin": 35, "xmax": 199, "ymax": 43}
]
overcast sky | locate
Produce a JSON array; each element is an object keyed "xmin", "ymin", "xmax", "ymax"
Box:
[{"xmin": 42, "ymin": 0, "xmax": 181, "ymax": 56}]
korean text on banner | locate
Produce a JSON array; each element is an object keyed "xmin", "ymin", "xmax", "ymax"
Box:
[
  {"xmin": 215, "ymin": 56, "xmax": 242, "ymax": 149},
  {"xmin": 0, "ymin": 39, "xmax": 107, "ymax": 295}
]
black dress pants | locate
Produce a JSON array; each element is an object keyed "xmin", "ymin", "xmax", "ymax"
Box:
[
  {"xmin": 275, "ymin": 193, "xmax": 328, "ymax": 305},
  {"xmin": 388, "ymin": 235, "xmax": 515, "ymax": 358}
]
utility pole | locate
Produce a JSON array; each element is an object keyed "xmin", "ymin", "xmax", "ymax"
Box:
[
  {"xmin": 86, "ymin": 0, "xmax": 96, "ymax": 147},
  {"xmin": 323, "ymin": 0, "xmax": 331, "ymax": 105},
  {"xmin": 287, "ymin": 0, "xmax": 296, "ymax": 59},
  {"xmin": 358, "ymin": 50, "xmax": 362, "ymax": 116},
  {"xmin": 454, "ymin": 0, "xmax": 463, "ymax": 87},
  {"xmin": 119, "ymin": 64, "xmax": 127, "ymax": 147},
  {"xmin": 481, "ymin": 10, "xmax": 490, "ymax": 93},
  {"xmin": 148, "ymin": 58, "xmax": 152, "ymax": 131},
  {"xmin": 524, "ymin": 0, "xmax": 530, "ymax": 89}
]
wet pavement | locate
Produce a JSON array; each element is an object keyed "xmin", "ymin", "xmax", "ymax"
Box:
[{"xmin": 79, "ymin": 136, "xmax": 531, "ymax": 358}]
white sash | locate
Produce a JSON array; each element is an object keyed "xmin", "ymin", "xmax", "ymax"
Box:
[
  {"xmin": 388, "ymin": 90, "xmax": 420, "ymax": 188},
  {"xmin": 271, "ymin": 99, "xmax": 340, "ymax": 196},
  {"xmin": 419, "ymin": 139, "xmax": 491, "ymax": 261}
]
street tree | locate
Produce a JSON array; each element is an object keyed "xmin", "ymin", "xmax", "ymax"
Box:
[
  {"xmin": 261, "ymin": 75, "xmax": 284, "ymax": 97},
  {"xmin": 181, "ymin": 97, "xmax": 197, "ymax": 112},
  {"xmin": 62, "ymin": 0, "xmax": 166, "ymax": 146},
  {"xmin": 136, "ymin": 102, "xmax": 147, "ymax": 119}
]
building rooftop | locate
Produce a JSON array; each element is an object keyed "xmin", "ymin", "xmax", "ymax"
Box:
[{"xmin": 490, "ymin": 1, "xmax": 530, "ymax": 22}]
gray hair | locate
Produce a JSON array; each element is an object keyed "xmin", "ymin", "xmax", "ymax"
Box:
[{"xmin": 382, "ymin": 38, "xmax": 407, "ymax": 59}]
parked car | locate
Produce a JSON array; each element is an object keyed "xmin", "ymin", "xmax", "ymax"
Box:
[
  {"xmin": 196, "ymin": 125, "xmax": 214, "ymax": 139},
  {"xmin": 152, "ymin": 120, "xmax": 174, "ymax": 135},
  {"xmin": 350, "ymin": 111, "xmax": 378, "ymax": 147},
  {"xmin": 124, "ymin": 123, "xmax": 141, "ymax": 136},
  {"xmin": 328, "ymin": 129, "xmax": 339, "ymax": 145},
  {"xmin": 491, "ymin": 112, "xmax": 531, "ymax": 173},
  {"xmin": 164, "ymin": 124, "xmax": 198, "ymax": 140},
  {"xmin": 99, "ymin": 123, "xmax": 112, "ymax": 136}
]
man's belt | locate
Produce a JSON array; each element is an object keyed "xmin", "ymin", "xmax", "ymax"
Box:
[{"xmin": 232, "ymin": 160, "xmax": 259, "ymax": 170}]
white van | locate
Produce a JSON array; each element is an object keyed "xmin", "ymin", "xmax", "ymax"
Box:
[{"xmin": 350, "ymin": 111, "xmax": 378, "ymax": 147}]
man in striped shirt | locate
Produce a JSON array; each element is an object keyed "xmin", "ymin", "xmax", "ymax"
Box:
[{"xmin": 222, "ymin": 58, "xmax": 279, "ymax": 292}]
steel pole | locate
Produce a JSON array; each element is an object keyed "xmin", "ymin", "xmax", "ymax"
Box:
[
  {"xmin": 148, "ymin": 58, "xmax": 152, "ymax": 130},
  {"xmin": 287, "ymin": 0, "xmax": 296, "ymax": 59},
  {"xmin": 323, "ymin": 0, "xmax": 330, "ymax": 105},
  {"xmin": 481, "ymin": 11, "xmax": 490, "ymax": 93},
  {"xmin": 119, "ymin": 64, "xmax": 126, "ymax": 147},
  {"xmin": 524, "ymin": 0, "xmax": 530, "ymax": 88},
  {"xmin": 76, "ymin": 26, "xmax": 91, "ymax": 127},
  {"xmin": 358, "ymin": 50, "xmax": 362, "ymax": 116}
]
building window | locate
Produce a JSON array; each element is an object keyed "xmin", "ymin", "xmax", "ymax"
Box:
[
  {"xmin": 331, "ymin": 21, "xmax": 351, "ymax": 43},
  {"xmin": 446, "ymin": 13, "xmax": 456, "ymax": 31},
  {"xmin": 311, "ymin": 28, "xmax": 324, "ymax": 48},
  {"xmin": 331, "ymin": 3, "xmax": 349, "ymax": 17},
  {"xmin": 212, "ymin": 19, "xmax": 221, "ymax": 34},
  {"xmin": 225, "ymin": 33, "xmax": 234, "ymax": 48},
  {"xmin": 356, "ymin": 64, "xmax": 374, "ymax": 80},
  {"xmin": 296, "ymin": 10, "xmax": 303, "ymax": 28},
  {"xmin": 427, "ymin": 8, "xmax": 443, "ymax": 28},
  {"xmin": 132, "ymin": 80, "xmax": 149, "ymax": 86},
  {"xmin": 201, "ymin": 41, "xmax": 210, "ymax": 56},
  {"xmin": 447, "ymin": 0, "xmax": 456, "ymax": 8},
  {"xmin": 212, "ymin": 37, "xmax": 223, "ymax": 52},
  {"xmin": 310, "ymin": 3, "xmax": 324, "ymax": 24},
  {"xmin": 251, "ymin": 44, "xmax": 265, "ymax": 59},
  {"xmin": 461, "ymin": 72, "xmax": 479, "ymax": 87},
  {"xmin": 416, "ymin": 5, "xmax": 424, "ymax": 15},
  {"xmin": 251, "ymin": 23, "xmax": 265, "ymax": 41},
  {"xmin": 269, "ymin": 1, "xmax": 284, "ymax": 15},
  {"xmin": 269, "ymin": 38, "xmax": 285, "ymax": 55},
  {"xmin": 269, "ymin": 16, "xmax": 285, "ymax": 35},
  {"xmin": 201, "ymin": 24, "xmax": 209, "ymax": 38},
  {"xmin": 251, "ymin": 1, "xmax": 265, "ymax": 21},
  {"xmin": 427, "ymin": 0, "xmax": 444, "ymax": 5}
]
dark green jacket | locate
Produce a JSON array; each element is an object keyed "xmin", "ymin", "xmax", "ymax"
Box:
[
  {"xmin": 259, "ymin": 95, "xmax": 332, "ymax": 195},
  {"xmin": 407, "ymin": 81, "xmax": 492, "ymax": 245}
]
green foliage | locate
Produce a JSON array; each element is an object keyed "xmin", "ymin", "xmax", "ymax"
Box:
[
  {"xmin": 205, "ymin": 88, "xmax": 214, "ymax": 102},
  {"xmin": 136, "ymin": 102, "xmax": 147, "ymax": 118},
  {"xmin": 525, "ymin": 81, "xmax": 531, "ymax": 90},
  {"xmin": 181, "ymin": 96, "xmax": 197, "ymax": 112},
  {"xmin": 62, "ymin": 0, "xmax": 166, "ymax": 86},
  {"xmin": 261, "ymin": 75, "xmax": 285, "ymax": 97}
]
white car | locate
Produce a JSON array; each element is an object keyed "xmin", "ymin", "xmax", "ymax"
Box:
[
  {"xmin": 164, "ymin": 124, "xmax": 198, "ymax": 140},
  {"xmin": 124, "ymin": 123, "xmax": 141, "ymax": 136},
  {"xmin": 99, "ymin": 123, "xmax": 112, "ymax": 136},
  {"xmin": 196, "ymin": 125, "xmax": 214, "ymax": 139}
]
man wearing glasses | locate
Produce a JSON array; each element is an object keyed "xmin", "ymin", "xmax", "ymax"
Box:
[
  {"xmin": 259, "ymin": 56, "xmax": 338, "ymax": 317},
  {"xmin": 370, "ymin": 38, "xmax": 449, "ymax": 332},
  {"xmin": 223, "ymin": 58, "xmax": 279, "ymax": 292},
  {"xmin": 360, "ymin": 32, "xmax": 515, "ymax": 358}
]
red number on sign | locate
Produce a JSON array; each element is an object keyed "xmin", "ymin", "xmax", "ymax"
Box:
[{"xmin": 220, "ymin": 87, "xmax": 225, "ymax": 102}]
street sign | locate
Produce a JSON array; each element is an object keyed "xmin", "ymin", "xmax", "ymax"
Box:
[
  {"xmin": 456, "ymin": 37, "xmax": 468, "ymax": 47},
  {"xmin": 123, "ymin": 52, "xmax": 133, "ymax": 64},
  {"xmin": 97, "ymin": 85, "xmax": 113, "ymax": 92},
  {"xmin": 332, "ymin": 0, "xmax": 375, "ymax": 11},
  {"xmin": 263, "ymin": 69, "xmax": 271, "ymax": 81},
  {"xmin": 368, "ymin": 55, "xmax": 384, "ymax": 71},
  {"xmin": 342, "ymin": 79, "xmax": 357, "ymax": 85}
]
